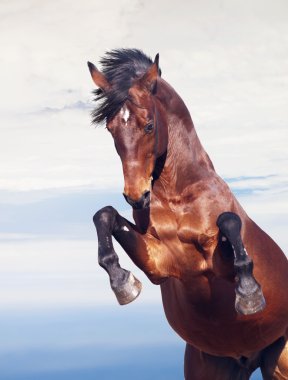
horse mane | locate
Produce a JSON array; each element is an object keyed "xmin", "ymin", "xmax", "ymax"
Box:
[{"xmin": 91, "ymin": 49, "xmax": 161, "ymax": 125}]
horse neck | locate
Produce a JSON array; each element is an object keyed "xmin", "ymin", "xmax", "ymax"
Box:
[{"xmin": 155, "ymin": 79, "xmax": 215, "ymax": 196}]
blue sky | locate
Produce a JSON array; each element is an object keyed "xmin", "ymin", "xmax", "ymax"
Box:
[{"xmin": 0, "ymin": 0, "xmax": 287, "ymax": 379}]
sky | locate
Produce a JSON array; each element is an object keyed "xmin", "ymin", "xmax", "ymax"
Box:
[{"xmin": 0, "ymin": 0, "xmax": 287, "ymax": 379}]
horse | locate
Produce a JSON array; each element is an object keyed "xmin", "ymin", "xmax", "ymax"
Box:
[{"xmin": 87, "ymin": 49, "xmax": 288, "ymax": 379}]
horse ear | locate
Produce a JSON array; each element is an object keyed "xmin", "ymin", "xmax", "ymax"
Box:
[
  {"xmin": 138, "ymin": 53, "xmax": 160, "ymax": 94},
  {"xmin": 87, "ymin": 61, "xmax": 111, "ymax": 92}
]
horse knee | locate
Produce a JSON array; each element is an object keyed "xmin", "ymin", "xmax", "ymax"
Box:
[
  {"xmin": 93, "ymin": 205, "xmax": 116, "ymax": 225},
  {"xmin": 216, "ymin": 211, "xmax": 242, "ymax": 242}
]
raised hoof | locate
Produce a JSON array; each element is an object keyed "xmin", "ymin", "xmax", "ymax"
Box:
[
  {"xmin": 112, "ymin": 272, "xmax": 142, "ymax": 305},
  {"xmin": 235, "ymin": 286, "xmax": 266, "ymax": 315}
]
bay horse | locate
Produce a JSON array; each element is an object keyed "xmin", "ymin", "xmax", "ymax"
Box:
[{"xmin": 87, "ymin": 49, "xmax": 288, "ymax": 379}]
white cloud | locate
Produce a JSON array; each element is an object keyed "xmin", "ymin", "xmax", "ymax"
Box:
[
  {"xmin": 0, "ymin": 110, "xmax": 124, "ymax": 193},
  {"xmin": 0, "ymin": 0, "xmax": 287, "ymax": 196},
  {"xmin": 0, "ymin": 239, "xmax": 161, "ymax": 309}
]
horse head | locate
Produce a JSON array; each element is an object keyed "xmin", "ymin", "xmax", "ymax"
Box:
[{"xmin": 88, "ymin": 53, "xmax": 168, "ymax": 209}]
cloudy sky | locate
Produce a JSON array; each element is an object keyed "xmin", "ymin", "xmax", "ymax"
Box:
[{"xmin": 0, "ymin": 0, "xmax": 287, "ymax": 379}]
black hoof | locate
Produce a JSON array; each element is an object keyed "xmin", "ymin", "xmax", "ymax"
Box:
[
  {"xmin": 111, "ymin": 272, "xmax": 142, "ymax": 305},
  {"xmin": 235, "ymin": 284, "xmax": 266, "ymax": 315},
  {"xmin": 234, "ymin": 257, "xmax": 266, "ymax": 315}
]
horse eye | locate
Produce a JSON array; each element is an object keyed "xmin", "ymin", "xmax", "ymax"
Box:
[{"xmin": 144, "ymin": 123, "xmax": 154, "ymax": 134}]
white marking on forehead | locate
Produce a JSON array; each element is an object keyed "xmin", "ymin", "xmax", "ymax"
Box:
[
  {"xmin": 120, "ymin": 106, "xmax": 130, "ymax": 124},
  {"xmin": 122, "ymin": 226, "xmax": 129, "ymax": 232}
]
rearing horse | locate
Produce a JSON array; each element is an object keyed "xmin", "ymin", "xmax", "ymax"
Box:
[{"xmin": 88, "ymin": 49, "xmax": 288, "ymax": 379}]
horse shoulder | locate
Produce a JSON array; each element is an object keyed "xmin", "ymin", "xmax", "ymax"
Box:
[{"xmin": 170, "ymin": 177, "xmax": 236, "ymax": 248}]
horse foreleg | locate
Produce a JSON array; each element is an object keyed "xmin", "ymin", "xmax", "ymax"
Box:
[
  {"xmin": 216, "ymin": 212, "xmax": 266, "ymax": 315},
  {"xmin": 93, "ymin": 205, "xmax": 166, "ymax": 305}
]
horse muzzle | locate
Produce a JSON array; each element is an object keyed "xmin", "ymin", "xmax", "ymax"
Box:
[{"xmin": 123, "ymin": 190, "xmax": 151, "ymax": 209}]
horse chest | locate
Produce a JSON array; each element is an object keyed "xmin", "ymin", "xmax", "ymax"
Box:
[
  {"xmin": 150, "ymin": 208, "xmax": 218, "ymax": 252},
  {"xmin": 149, "ymin": 208, "xmax": 218, "ymax": 277}
]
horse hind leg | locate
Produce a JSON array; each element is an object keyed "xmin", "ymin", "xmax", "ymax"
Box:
[
  {"xmin": 261, "ymin": 336, "xmax": 288, "ymax": 380},
  {"xmin": 184, "ymin": 344, "xmax": 253, "ymax": 380},
  {"xmin": 216, "ymin": 212, "xmax": 266, "ymax": 315}
]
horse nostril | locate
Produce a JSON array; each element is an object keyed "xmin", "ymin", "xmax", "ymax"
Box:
[
  {"xmin": 142, "ymin": 190, "xmax": 150, "ymax": 203},
  {"xmin": 143, "ymin": 190, "xmax": 150, "ymax": 201}
]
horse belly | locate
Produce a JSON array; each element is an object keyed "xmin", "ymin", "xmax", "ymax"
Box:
[{"xmin": 160, "ymin": 277, "xmax": 288, "ymax": 358}]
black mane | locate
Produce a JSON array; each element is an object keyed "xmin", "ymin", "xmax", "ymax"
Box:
[{"xmin": 91, "ymin": 49, "xmax": 159, "ymax": 124}]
